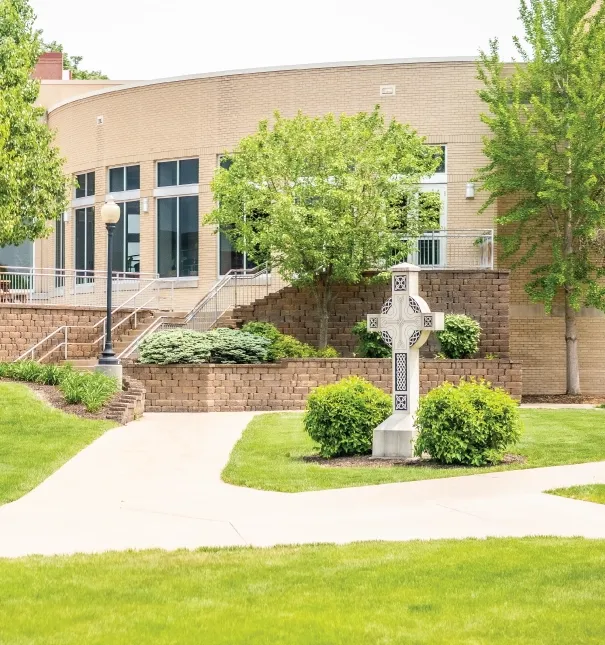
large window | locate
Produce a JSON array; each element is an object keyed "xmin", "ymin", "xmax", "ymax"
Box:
[
  {"xmin": 109, "ymin": 165, "xmax": 140, "ymax": 193},
  {"xmin": 55, "ymin": 215, "xmax": 66, "ymax": 287},
  {"xmin": 75, "ymin": 207, "xmax": 95, "ymax": 281},
  {"xmin": 0, "ymin": 241, "xmax": 34, "ymax": 268},
  {"xmin": 157, "ymin": 196, "xmax": 199, "ymax": 278},
  {"xmin": 113, "ymin": 202, "xmax": 141, "ymax": 275},
  {"xmin": 75, "ymin": 171, "xmax": 95, "ymax": 199},
  {"xmin": 157, "ymin": 159, "xmax": 199, "ymax": 187}
]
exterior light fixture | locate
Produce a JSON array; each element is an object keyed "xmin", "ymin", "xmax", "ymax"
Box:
[{"xmin": 466, "ymin": 182, "xmax": 476, "ymax": 199}]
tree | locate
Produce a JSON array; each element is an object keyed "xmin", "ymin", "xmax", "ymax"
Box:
[
  {"xmin": 0, "ymin": 0, "xmax": 69, "ymax": 248},
  {"xmin": 208, "ymin": 108, "xmax": 441, "ymax": 348},
  {"xmin": 43, "ymin": 40, "xmax": 108, "ymax": 80},
  {"xmin": 476, "ymin": 0, "xmax": 605, "ymax": 395}
]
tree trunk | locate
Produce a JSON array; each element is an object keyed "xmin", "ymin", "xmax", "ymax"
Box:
[
  {"xmin": 314, "ymin": 275, "xmax": 332, "ymax": 350},
  {"xmin": 564, "ymin": 288, "xmax": 581, "ymax": 395}
]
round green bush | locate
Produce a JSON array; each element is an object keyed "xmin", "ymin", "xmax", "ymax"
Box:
[
  {"xmin": 139, "ymin": 329, "xmax": 212, "ymax": 364},
  {"xmin": 241, "ymin": 321, "xmax": 339, "ymax": 360},
  {"xmin": 203, "ymin": 328, "xmax": 271, "ymax": 364},
  {"xmin": 304, "ymin": 376, "xmax": 392, "ymax": 458},
  {"xmin": 437, "ymin": 314, "xmax": 482, "ymax": 359},
  {"xmin": 241, "ymin": 321, "xmax": 282, "ymax": 343},
  {"xmin": 414, "ymin": 379, "xmax": 522, "ymax": 466}
]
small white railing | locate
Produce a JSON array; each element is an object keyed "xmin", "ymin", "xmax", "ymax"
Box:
[
  {"xmin": 0, "ymin": 266, "xmax": 163, "ymax": 309},
  {"xmin": 403, "ymin": 229, "xmax": 494, "ymax": 270}
]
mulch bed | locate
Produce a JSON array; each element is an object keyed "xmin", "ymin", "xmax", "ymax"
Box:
[
  {"xmin": 301, "ymin": 453, "xmax": 526, "ymax": 469},
  {"xmin": 522, "ymin": 394, "xmax": 605, "ymax": 405},
  {"xmin": 1, "ymin": 378, "xmax": 122, "ymax": 423}
]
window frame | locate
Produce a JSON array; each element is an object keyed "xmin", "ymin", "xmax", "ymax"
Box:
[
  {"xmin": 74, "ymin": 206, "xmax": 95, "ymax": 282},
  {"xmin": 156, "ymin": 195, "xmax": 200, "ymax": 280},
  {"xmin": 108, "ymin": 164, "xmax": 141, "ymax": 195},
  {"xmin": 113, "ymin": 200, "xmax": 141, "ymax": 276},
  {"xmin": 156, "ymin": 157, "xmax": 200, "ymax": 189},
  {"xmin": 75, "ymin": 171, "xmax": 96, "ymax": 200}
]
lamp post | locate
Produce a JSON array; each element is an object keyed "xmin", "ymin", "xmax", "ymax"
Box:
[{"xmin": 98, "ymin": 198, "xmax": 121, "ymax": 372}]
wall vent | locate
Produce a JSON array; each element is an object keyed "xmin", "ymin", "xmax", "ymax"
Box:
[
  {"xmin": 96, "ymin": 115, "xmax": 104, "ymax": 125},
  {"xmin": 380, "ymin": 85, "xmax": 396, "ymax": 97}
]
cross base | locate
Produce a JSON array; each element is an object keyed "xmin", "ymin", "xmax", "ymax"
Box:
[{"xmin": 372, "ymin": 414, "xmax": 416, "ymax": 458}]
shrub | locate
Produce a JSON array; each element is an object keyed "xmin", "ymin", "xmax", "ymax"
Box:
[
  {"xmin": 203, "ymin": 328, "xmax": 271, "ymax": 364},
  {"xmin": 139, "ymin": 329, "xmax": 212, "ymax": 365},
  {"xmin": 242, "ymin": 321, "xmax": 339, "ymax": 360},
  {"xmin": 414, "ymin": 379, "xmax": 522, "ymax": 466},
  {"xmin": 304, "ymin": 376, "xmax": 392, "ymax": 458},
  {"xmin": 437, "ymin": 314, "xmax": 481, "ymax": 359},
  {"xmin": 352, "ymin": 321, "xmax": 391, "ymax": 358}
]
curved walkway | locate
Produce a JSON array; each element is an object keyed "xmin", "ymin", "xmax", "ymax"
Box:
[{"xmin": 1, "ymin": 412, "xmax": 605, "ymax": 557}]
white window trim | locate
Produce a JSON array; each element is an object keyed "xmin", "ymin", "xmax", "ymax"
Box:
[
  {"xmin": 72, "ymin": 195, "xmax": 95, "ymax": 208},
  {"xmin": 156, "ymin": 157, "xmax": 200, "ymax": 190},
  {"xmin": 106, "ymin": 189, "xmax": 141, "ymax": 202},
  {"xmin": 156, "ymin": 195, "xmax": 200, "ymax": 280},
  {"xmin": 153, "ymin": 184, "xmax": 199, "ymax": 198}
]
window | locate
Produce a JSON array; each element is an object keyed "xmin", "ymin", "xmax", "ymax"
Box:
[
  {"xmin": 75, "ymin": 172, "xmax": 95, "ymax": 199},
  {"xmin": 113, "ymin": 202, "xmax": 141, "ymax": 275},
  {"xmin": 55, "ymin": 216, "xmax": 66, "ymax": 286},
  {"xmin": 157, "ymin": 196, "xmax": 199, "ymax": 278},
  {"xmin": 432, "ymin": 146, "xmax": 446, "ymax": 175},
  {"xmin": 75, "ymin": 207, "xmax": 95, "ymax": 282},
  {"xmin": 157, "ymin": 159, "xmax": 199, "ymax": 187},
  {"xmin": 0, "ymin": 241, "xmax": 33, "ymax": 268},
  {"xmin": 109, "ymin": 165, "xmax": 140, "ymax": 193}
]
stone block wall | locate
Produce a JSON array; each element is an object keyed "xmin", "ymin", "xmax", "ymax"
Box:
[
  {"xmin": 0, "ymin": 305, "xmax": 153, "ymax": 362},
  {"xmin": 125, "ymin": 358, "xmax": 522, "ymax": 413},
  {"xmin": 232, "ymin": 271, "xmax": 510, "ymax": 358}
]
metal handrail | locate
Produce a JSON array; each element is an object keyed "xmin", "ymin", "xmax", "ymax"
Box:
[
  {"xmin": 16, "ymin": 326, "xmax": 68, "ymax": 362},
  {"xmin": 90, "ymin": 294, "xmax": 159, "ymax": 349},
  {"xmin": 92, "ymin": 279, "xmax": 161, "ymax": 329},
  {"xmin": 117, "ymin": 315, "xmax": 170, "ymax": 360}
]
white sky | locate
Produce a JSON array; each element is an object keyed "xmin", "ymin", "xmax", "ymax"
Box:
[{"xmin": 31, "ymin": 0, "xmax": 522, "ymax": 80}]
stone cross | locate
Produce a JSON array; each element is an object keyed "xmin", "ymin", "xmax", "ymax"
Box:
[{"xmin": 367, "ymin": 262, "xmax": 444, "ymax": 458}]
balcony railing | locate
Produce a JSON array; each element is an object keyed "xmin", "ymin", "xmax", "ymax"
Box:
[
  {"xmin": 0, "ymin": 267, "xmax": 173, "ymax": 310},
  {"xmin": 403, "ymin": 229, "xmax": 494, "ymax": 270}
]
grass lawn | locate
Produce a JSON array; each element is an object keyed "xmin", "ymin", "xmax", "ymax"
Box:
[
  {"xmin": 0, "ymin": 382, "xmax": 115, "ymax": 505},
  {"xmin": 222, "ymin": 410, "xmax": 605, "ymax": 492},
  {"xmin": 548, "ymin": 484, "xmax": 605, "ymax": 505},
  {"xmin": 0, "ymin": 538, "xmax": 604, "ymax": 644}
]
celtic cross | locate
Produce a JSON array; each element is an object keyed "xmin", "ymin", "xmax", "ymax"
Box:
[{"xmin": 367, "ymin": 263, "xmax": 444, "ymax": 458}]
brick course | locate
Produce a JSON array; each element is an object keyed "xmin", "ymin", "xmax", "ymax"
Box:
[
  {"xmin": 125, "ymin": 358, "xmax": 522, "ymax": 413},
  {"xmin": 232, "ymin": 271, "xmax": 510, "ymax": 358}
]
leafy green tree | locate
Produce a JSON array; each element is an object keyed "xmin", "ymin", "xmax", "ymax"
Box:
[
  {"xmin": 0, "ymin": 0, "xmax": 69, "ymax": 248},
  {"xmin": 476, "ymin": 0, "xmax": 605, "ymax": 394},
  {"xmin": 43, "ymin": 40, "xmax": 108, "ymax": 80},
  {"xmin": 208, "ymin": 108, "xmax": 441, "ymax": 348}
]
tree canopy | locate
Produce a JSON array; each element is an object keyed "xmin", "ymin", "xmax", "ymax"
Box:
[
  {"xmin": 208, "ymin": 107, "xmax": 441, "ymax": 347},
  {"xmin": 0, "ymin": 0, "xmax": 69, "ymax": 248},
  {"xmin": 476, "ymin": 0, "xmax": 605, "ymax": 394}
]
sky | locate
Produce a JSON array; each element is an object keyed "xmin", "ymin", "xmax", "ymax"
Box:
[{"xmin": 30, "ymin": 0, "xmax": 523, "ymax": 80}]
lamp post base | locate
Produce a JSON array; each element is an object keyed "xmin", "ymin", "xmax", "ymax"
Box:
[
  {"xmin": 372, "ymin": 415, "xmax": 416, "ymax": 458},
  {"xmin": 96, "ymin": 362, "xmax": 123, "ymax": 385}
]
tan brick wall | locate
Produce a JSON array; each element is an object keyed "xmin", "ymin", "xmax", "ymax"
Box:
[
  {"xmin": 125, "ymin": 358, "xmax": 522, "ymax": 412},
  {"xmin": 0, "ymin": 305, "xmax": 152, "ymax": 361},
  {"xmin": 233, "ymin": 271, "xmax": 510, "ymax": 358}
]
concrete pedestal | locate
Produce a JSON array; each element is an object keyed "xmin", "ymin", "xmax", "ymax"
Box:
[
  {"xmin": 96, "ymin": 363, "xmax": 123, "ymax": 386},
  {"xmin": 372, "ymin": 414, "xmax": 416, "ymax": 458}
]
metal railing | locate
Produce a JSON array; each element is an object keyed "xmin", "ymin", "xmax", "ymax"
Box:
[
  {"xmin": 0, "ymin": 266, "xmax": 162, "ymax": 308},
  {"xmin": 403, "ymin": 229, "xmax": 494, "ymax": 270},
  {"xmin": 183, "ymin": 264, "xmax": 288, "ymax": 332}
]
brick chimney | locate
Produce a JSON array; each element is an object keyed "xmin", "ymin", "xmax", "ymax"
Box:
[{"xmin": 33, "ymin": 52, "xmax": 68, "ymax": 80}]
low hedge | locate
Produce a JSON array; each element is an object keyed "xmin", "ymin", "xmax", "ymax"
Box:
[
  {"xmin": 0, "ymin": 361, "xmax": 119, "ymax": 413},
  {"xmin": 241, "ymin": 322, "xmax": 339, "ymax": 360}
]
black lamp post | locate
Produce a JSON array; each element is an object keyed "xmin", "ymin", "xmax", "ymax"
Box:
[{"xmin": 98, "ymin": 198, "xmax": 121, "ymax": 366}]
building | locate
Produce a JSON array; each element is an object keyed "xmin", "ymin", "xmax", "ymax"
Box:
[{"xmin": 2, "ymin": 53, "xmax": 604, "ymax": 395}]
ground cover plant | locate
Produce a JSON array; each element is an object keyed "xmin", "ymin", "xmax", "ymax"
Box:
[
  {"xmin": 0, "ymin": 538, "xmax": 604, "ymax": 644},
  {"xmin": 0, "ymin": 382, "xmax": 115, "ymax": 505},
  {"xmin": 548, "ymin": 484, "xmax": 605, "ymax": 506},
  {"xmin": 0, "ymin": 361, "xmax": 118, "ymax": 412},
  {"xmin": 222, "ymin": 409, "xmax": 605, "ymax": 492}
]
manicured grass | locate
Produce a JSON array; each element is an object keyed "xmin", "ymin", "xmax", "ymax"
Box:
[
  {"xmin": 548, "ymin": 484, "xmax": 605, "ymax": 505},
  {"xmin": 222, "ymin": 410, "xmax": 605, "ymax": 492},
  {"xmin": 0, "ymin": 538, "xmax": 604, "ymax": 644},
  {"xmin": 0, "ymin": 382, "xmax": 115, "ymax": 505}
]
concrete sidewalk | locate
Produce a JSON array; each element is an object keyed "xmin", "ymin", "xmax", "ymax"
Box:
[{"xmin": 1, "ymin": 412, "xmax": 605, "ymax": 557}]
